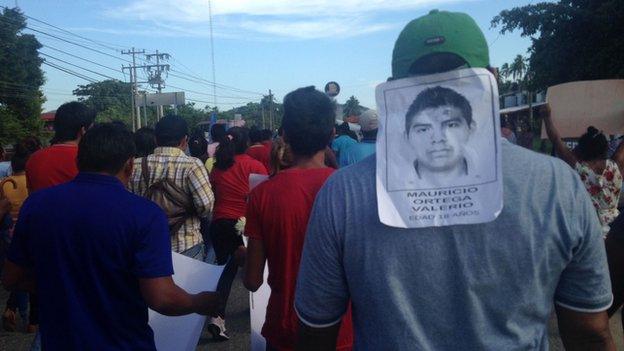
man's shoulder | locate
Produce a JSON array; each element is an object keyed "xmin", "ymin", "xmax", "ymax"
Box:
[
  {"xmin": 124, "ymin": 191, "xmax": 167, "ymax": 216},
  {"xmin": 501, "ymin": 141, "xmax": 578, "ymax": 184}
]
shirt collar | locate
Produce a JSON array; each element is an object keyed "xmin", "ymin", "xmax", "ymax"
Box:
[
  {"xmin": 154, "ymin": 146, "xmax": 184, "ymax": 156},
  {"xmin": 74, "ymin": 173, "xmax": 124, "ymax": 188}
]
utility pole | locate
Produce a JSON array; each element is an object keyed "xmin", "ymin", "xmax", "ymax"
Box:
[
  {"xmin": 122, "ymin": 47, "xmax": 145, "ymax": 131},
  {"xmin": 145, "ymin": 51, "xmax": 170, "ymax": 119},
  {"xmin": 261, "ymin": 103, "xmax": 266, "ymax": 129},
  {"xmin": 268, "ymin": 89, "xmax": 274, "ymax": 131},
  {"xmin": 208, "ymin": 0, "xmax": 218, "ymax": 122}
]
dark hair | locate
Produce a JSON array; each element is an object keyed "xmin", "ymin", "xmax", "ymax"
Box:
[
  {"xmin": 405, "ymin": 86, "xmax": 472, "ymax": 135},
  {"xmin": 409, "ymin": 53, "xmax": 467, "ymax": 76},
  {"xmin": 155, "ymin": 115, "xmax": 188, "ymax": 147},
  {"xmin": 362, "ymin": 129, "xmax": 378, "ymax": 140},
  {"xmin": 282, "ymin": 86, "xmax": 335, "ymax": 157},
  {"xmin": 577, "ymin": 126, "xmax": 608, "ymax": 161},
  {"xmin": 214, "ymin": 127, "xmax": 249, "ymax": 170},
  {"xmin": 210, "ymin": 123, "xmax": 227, "ymax": 144},
  {"xmin": 134, "ymin": 127, "xmax": 157, "ymax": 158},
  {"xmin": 249, "ymin": 127, "xmax": 263, "ymax": 144},
  {"xmin": 10, "ymin": 137, "xmax": 41, "ymax": 173},
  {"xmin": 261, "ymin": 129, "xmax": 273, "ymax": 141},
  {"xmin": 77, "ymin": 123, "xmax": 136, "ymax": 175},
  {"xmin": 336, "ymin": 122, "xmax": 350, "ymax": 136},
  {"xmin": 53, "ymin": 102, "xmax": 96, "ymax": 143},
  {"xmin": 188, "ymin": 131, "xmax": 208, "ymax": 161}
]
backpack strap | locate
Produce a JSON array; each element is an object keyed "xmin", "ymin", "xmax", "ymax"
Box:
[{"xmin": 141, "ymin": 157, "xmax": 150, "ymax": 190}]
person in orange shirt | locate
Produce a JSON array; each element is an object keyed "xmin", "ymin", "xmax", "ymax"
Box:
[{"xmin": 1, "ymin": 137, "xmax": 41, "ymax": 332}]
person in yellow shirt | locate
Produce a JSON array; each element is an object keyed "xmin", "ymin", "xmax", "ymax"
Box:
[{"xmin": 1, "ymin": 137, "xmax": 40, "ymax": 333}]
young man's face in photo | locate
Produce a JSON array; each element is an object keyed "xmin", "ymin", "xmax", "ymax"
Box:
[{"xmin": 407, "ymin": 105, "xmax": 471, "ymax": 172}]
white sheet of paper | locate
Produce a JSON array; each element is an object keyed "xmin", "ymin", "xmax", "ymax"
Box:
[
  {"xmin": 376, "ymin": 68, "xmax": 503, "ymax": 228},
  {"xmin": 249, "ymin": 266, "xmax": 270, "ymax": 351},
  {"xmin": 250, "ymin": 173, "xmax": 270, "ymax": 190},
  {"xmin": 246, "ymin": 174, "xmax": 272, "ymax": 351},
  {"xmin": 148, "ymin": 252, "xmax": 224, "ymax": 351}
]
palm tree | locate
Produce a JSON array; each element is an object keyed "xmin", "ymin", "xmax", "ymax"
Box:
[
  {"xmin": 499, "ymin": 63, "xmax": 510, "ymax": 82},
  {"xmin": 509, "ymin": 55, "xmax": 527, "ymax": 83}
]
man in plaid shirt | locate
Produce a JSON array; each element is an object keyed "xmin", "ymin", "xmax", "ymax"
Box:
[{"xmin": 129, "ymin": 115, "xmax": 214, "ymax": 258}]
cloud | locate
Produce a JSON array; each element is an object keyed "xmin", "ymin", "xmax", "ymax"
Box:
[{"xmin": 102, "ymin": 0, "xmax": 472, "ymax": 40}]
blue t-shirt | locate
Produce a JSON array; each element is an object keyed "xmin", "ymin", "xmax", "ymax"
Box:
[
  {"xmin": 8, "ymin": 173, "xmax": 173, "ymax": 351},
  {"xmin": 0, "ymin": 161, "xmax": 11, "ymax": 177},
  {"xmin": 295, "ymin": 141, "xmax": 612, "ymax": 350},
  {"xmin": 339, "ymin": 140, "xmax": 376, "ymax": 168},
  {"xmin": 331, "ymin": 135, "xmax": 357, "ymax": 159}
]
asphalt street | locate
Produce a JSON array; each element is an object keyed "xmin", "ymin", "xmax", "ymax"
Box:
[{"xmin": 1, "ymin": 273, "xmax": 623, "ymax": 350}]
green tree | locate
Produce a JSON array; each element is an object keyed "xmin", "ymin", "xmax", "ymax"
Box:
[
  {"xmin": 492, "ymin": 0, "xmax": 624, "ymax": 90},
  {"xmin": 499, "ymin": 63, "xmax": 510, "ymax": 82},
  {"xmin": 343, "ymin": 96, "xmax": 362, "ymax": 118},
  {"xmin": 72, "ymin": 80, "xmax": 133, "ymax": 126},
  {"xmin": 508, "ymin": 55, "xmax": 528, "ymax": 83},
  {"xmin": 0, "ymin": 7, "xmax": 45, "ymax": 146}
]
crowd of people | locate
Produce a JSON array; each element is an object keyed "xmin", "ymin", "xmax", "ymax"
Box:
[{"xmin": 0, "ymin": 8, "xmax": 622, "ymax": 351}]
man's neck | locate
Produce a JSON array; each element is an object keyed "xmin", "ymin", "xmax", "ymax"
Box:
[
  {"xmin": 55, "ymin": 139, "xmax": 79, "ymax": 146},
  {"xmin": 291, "ymin": 150, "xmax": 326, "ymax": 170}
]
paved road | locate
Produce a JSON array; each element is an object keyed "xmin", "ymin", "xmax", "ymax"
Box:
[{"xmin": 2, "ymin": 275, "xmax": 624, "ymax": 350}]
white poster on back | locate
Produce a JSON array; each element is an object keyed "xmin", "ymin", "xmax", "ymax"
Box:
[
  {"xmin": 376, "ymin": 68, "xmax": 503, "ymax": 228},
  {"xmin": 247, "ymin": 173, "xmax": 271, "ymax": 351},
  {"xmin": 148, "ymin": 252, "xmax": 224, "ymax": 351}
]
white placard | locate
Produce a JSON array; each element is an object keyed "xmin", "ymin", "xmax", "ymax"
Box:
[
  {"xmin": 247, "ymin": 173, "xmax": 271, "ymax": 351},
  {"xmin": 148, "ymin": 252, "xmax": 224, "ymax": 351},
  {"xmin": 250, "ymin": 267, "xmax": 270, "ymax": 351},
  {"xmin": 376, "ymin": 68, "xmax": 503, "ymax": 228}
]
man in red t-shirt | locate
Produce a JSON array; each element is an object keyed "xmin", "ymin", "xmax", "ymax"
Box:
[
  {"xmin": 244, "ymin": 87, "xmax": 353, "ymax": 351},
  {"xmin": 26, "ymin": 102, "xmax": 95, "ymax": 192},
  {"xmin": 246, "ymin": 128, "xmax": 271, "ymax": 171}
]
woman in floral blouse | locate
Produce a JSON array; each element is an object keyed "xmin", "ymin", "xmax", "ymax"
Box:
[{"xmin": 543, "ymin": 105, "xmax": 624, "ymax": 235}]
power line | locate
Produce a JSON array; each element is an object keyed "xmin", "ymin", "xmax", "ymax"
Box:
[
  {"xmin": 40, "ymin": 52, "xmax": 120, "ymax": 81},
  {"xmin": 0, "ymin": 14, "xmax": 132, "ymax": 64},
  {"xmin": 27, "ymin": 26, "xmax": 132, "ymax": 63},
  {"xmin": 41, "ymin": 45, "xmax": 124, "ymax": 74},
  {"xmin": 165, "ymin": 83, "xmax": 257, "ymax": 100},
  {"xmin": 42, "ymin": 61, "xmax": 97, "ymax": 83},
  {"xmin": 0, "ymin": 4, "xmax": 126, "ymax": 51},
  {"xmin": 168, "ymin": 69, "xmax": 264, "ymax": 96}
]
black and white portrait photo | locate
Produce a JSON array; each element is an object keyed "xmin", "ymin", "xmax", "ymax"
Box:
[
  {"xmin": 375, "ymin": 68, "xmax": 503, "ymax": 228},
  {"xmin": 405, "ymin": 86, "xmax": 475, "ymax": 182}
]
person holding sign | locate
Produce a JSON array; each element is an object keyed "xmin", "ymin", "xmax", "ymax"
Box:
[
  {"xmin": 295, "ymin": 10, "xmax": 615, "ymax": 351},
  {"xmin": 244, "ymin": 87, "xmax": 353, "ymax": 351},
  {"xmin": 2, "ymin": 124, "xmax": 221, "ymax": 351},
  {"xmin": 543, "ymin": 105, "xmax": 624, "ymax": 235}
]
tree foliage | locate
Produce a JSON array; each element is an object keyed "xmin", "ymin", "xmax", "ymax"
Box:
[
  {"xmin": 0, "ymin": 8, "xmax": 45, "ymax": 146},
  {"xmin": 343, "ymin": 96, "xmax": 362, "ymax": 118},
  {"xmin": 492, "ymin": 0, "xmax": 624, "ymax": 90},
  {"xmin": 73, "ymin": 80, "xmax": 133, "ymax": 126}
]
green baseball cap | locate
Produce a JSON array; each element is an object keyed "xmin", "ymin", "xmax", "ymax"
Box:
[{"xmin": 392, "ymin": 10, "xmax": 489, "ymax": 79}]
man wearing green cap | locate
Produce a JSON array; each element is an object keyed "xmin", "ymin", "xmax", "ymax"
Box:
[{"xmin": 294, "ymin": 10, "xmax": 614, "ymax": 351}]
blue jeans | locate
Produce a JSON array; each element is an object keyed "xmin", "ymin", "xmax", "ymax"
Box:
[{"xmin": 180, "ymin": 243, "xmax": 205, "ymax": 261}]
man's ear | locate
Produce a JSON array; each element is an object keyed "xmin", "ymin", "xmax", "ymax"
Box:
[
  {"xmin": 469, "ymin": 121, "xmax": 477, "ymax": 132},
  {"xmin": 487, "ymin": 66, "xmax": 498, "ymax": 81},
  {"xmin": 179, "ymin": 136, "xmax": 188, "ymax": 149},
  {"xmin": 76, "ymin": 126, "xmax": 87, "ymax": 140},
  {"xmin": 124, "ymin": 158, "xmax": 134, "ymax": 178},
  {"xmin": 116, "ymin": 157, "xmax": 135, "ymax": 186}
]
